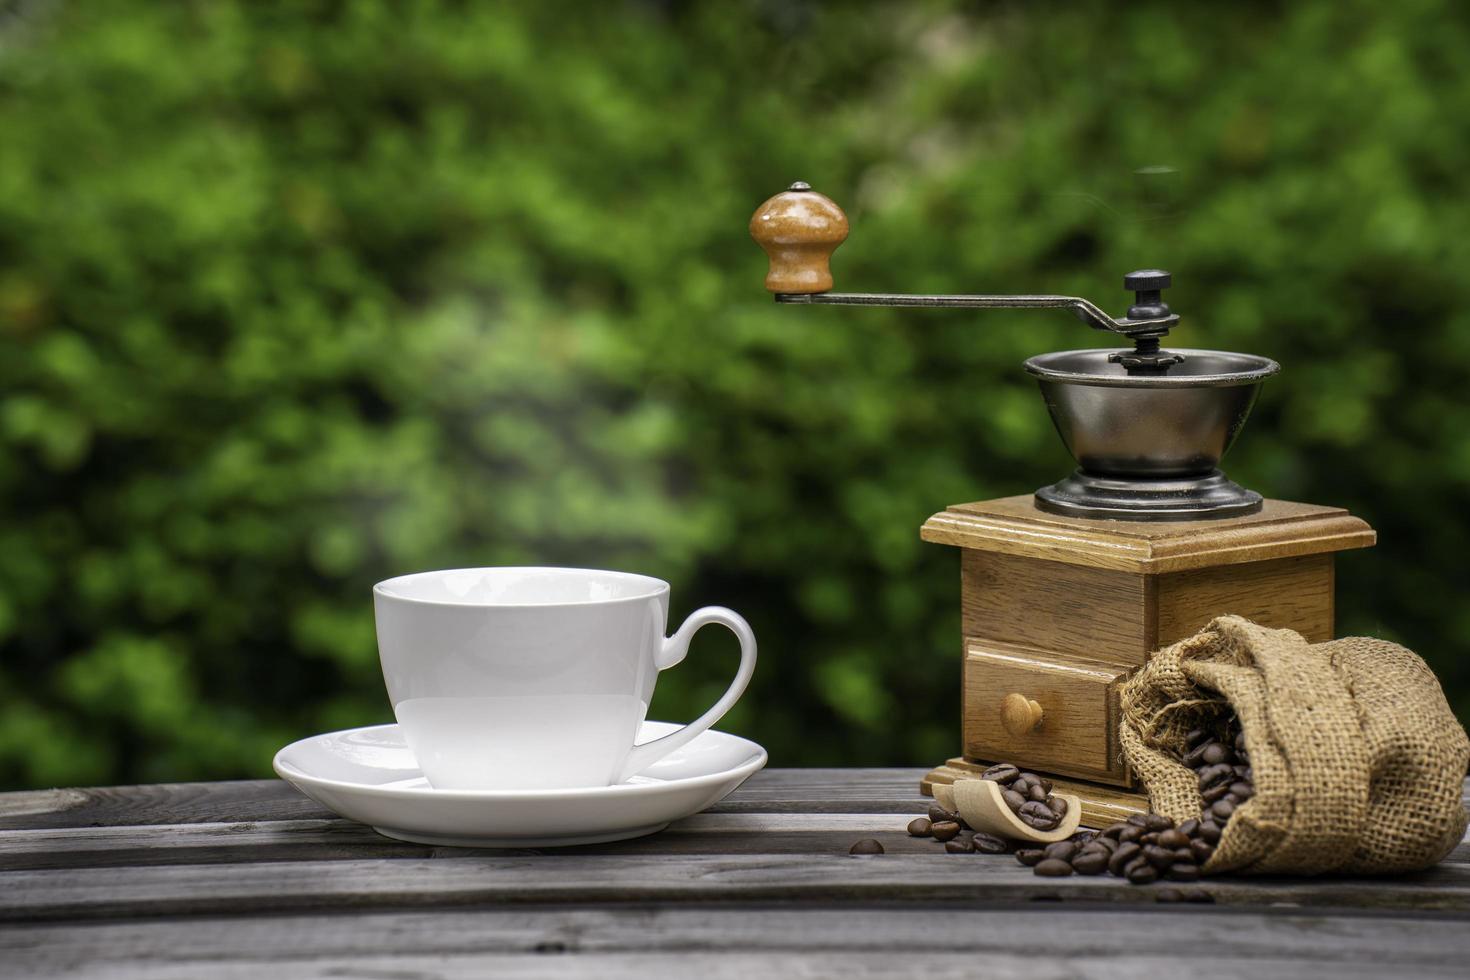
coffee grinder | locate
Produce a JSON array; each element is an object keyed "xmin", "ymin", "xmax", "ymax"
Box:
[{"xmin": 750, "ymin": 182, "xmax": 1376, "ymax": 824}]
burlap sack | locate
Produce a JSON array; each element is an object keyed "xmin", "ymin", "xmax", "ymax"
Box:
[{"xmin": 1119, "ymin": 615, "xmax": 1469, "ymax": 875}]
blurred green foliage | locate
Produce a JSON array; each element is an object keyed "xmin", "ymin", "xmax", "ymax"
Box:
[{"xmin": 2, "ymin": 0, "xmax": 1468, "ymax": 789}]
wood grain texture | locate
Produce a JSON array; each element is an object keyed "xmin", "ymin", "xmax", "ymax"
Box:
[
  {"xmin": 0, "ymin": 812, "xmax": 995, "ymax": 871},
  {"xmin": 1157, "ymin": 553, "xmax": 1335, "ymax": 645},
  {"xmin": 922, "ymin": 760, "xmax": 1148, "ymax": 827},
  {"xmin": 0, "ymin": 780, "xmax": 335, "ymax": 830},
  {"xmin": 0, "ymin": 770, "xmax": 929, "ymax": 831},
  {"xmin": 6, "ymin": 908, "xmax": 1470, "ymax": 980},
  {"xmin": 8, "ymin": 850, "xmax": 1470, "ymax": 924},
  {"xmin": 1, "ymin": 772, "xmax": 1468, "ymax": 976},
  {"xmin": 923, "ymin": 495, "xmax": 1375, "ymax": 573},
  {"xmin": 961, "ymin": 641, "xmax": 1129, "ymax": 781},
  {"xmin": 961, "ymin": 550, "xmax": 1150, "ymax": 664}
]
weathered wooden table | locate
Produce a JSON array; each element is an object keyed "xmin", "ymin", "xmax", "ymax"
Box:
[{"xmin": 1, "ymin": 770, "xmax": 1468, "ymax": 978}]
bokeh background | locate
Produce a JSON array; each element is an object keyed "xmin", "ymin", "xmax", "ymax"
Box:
[{"xmin": 2, "ymin": 0, "xmax": 1468, "ymax": 790}]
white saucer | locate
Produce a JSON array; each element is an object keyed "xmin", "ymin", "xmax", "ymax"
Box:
[{"xmin": 272, "ymin": 721, "xmax": 767, "ymax": 847}]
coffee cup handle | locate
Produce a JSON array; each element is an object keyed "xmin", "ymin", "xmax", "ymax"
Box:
[{"xmin": 617, "ymin": 606, "xmax": 757, "ymax": 782}]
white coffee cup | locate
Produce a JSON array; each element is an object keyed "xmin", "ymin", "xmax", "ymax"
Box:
[{"xmin": 372, "ymin": 566, "xmax": 757, "ymax": 791}]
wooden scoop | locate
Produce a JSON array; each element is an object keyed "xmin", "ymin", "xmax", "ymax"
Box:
[{"xmin": 934, "ymin": 778, "xmax": 1082, "ymax": 844}]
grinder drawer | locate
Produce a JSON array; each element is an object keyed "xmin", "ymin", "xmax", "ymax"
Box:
[{"xmin": 961, "ymin": 640, "xmax": 1132, "ymax": 785}]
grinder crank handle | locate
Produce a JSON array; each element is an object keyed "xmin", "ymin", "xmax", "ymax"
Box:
[{"xmin": 748, "ymin": 182, "xmax": 1178, "ymax": 340}]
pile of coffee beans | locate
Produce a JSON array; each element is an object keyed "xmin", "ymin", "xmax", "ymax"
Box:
[
  {"xmin": 1014, "ymin": 812, "xmax": 1215, "ymax": 884},
  {"xmin": 907, "ymin": 801, "xmax": 1014, "ymax": 855},
  {"xmin": 977, "ymin": 763, "xmax": 1069, "ymax": 831},
  {"xmin": 892, "ymin": 733, "xmax": 1253, "ymax": 896},
  {"xmin": 1178, "ymin": 722, "xmax": 1253, "ymax": 829}
]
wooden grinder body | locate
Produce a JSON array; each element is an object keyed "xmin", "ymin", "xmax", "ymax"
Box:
[{"xmin": 920, "ymin": 495, "xmax": 1375, "ymax": 826}]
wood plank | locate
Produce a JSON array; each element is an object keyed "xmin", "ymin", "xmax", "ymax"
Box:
[
  {"xmin": 4, "ymin": 907, "xmax": 1470, "ymax": 979},
  {"xmin": 923, "ymin": 496, "xmax": 1375, "ymax": 573},
  {"xmin": 0, "ymin": 951, "xmax": 1457, "ymax": 980},
  {"xmin": 0, "ymin": 781, "xmax": 335, "ymax": 830},
  {"xmin": 0, "ymin": 813, "xmax": 960, "ymax": 870},
  {"xmin": 0, "ymin": 769, "xmax": 933, "ymax": 831},
  {"xmin": 3, "ymin": 807, "xmax": 1466, "ymax": 871},
  {"xmin": 5, "ymin": 852, "xmax": 1470, "ymax": 922}
]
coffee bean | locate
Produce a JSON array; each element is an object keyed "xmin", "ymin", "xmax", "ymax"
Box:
[
  {"xmin": 928, "ymin": 805, "xmax": 956, "ymax": 824},
  {"xmin": 1047, "ymin": 796, "xmax": 1069, "ymax": 819},
  {"xmin": 1198, "ymin": 764, "xmax": 1233, "ymax": 791},
  {"xmin": 1201, "ymin": 783, "xmax": 1231, "ymax": 805},
  {"xmin": 1068, "ymin": 830, "xmax": 1096, "ymax": 845},
  {"xmin": 1020, "ymin": 812, "xmax": 1059, "ymax": 831},
  {"xmin": 849, "ymin": 839, "xmax": 884, "ymax": 855},
  {"xmin": 1126, "ymin": 813, "xmax": 1151, "ymax": 827},
  {"xmin": 930, "ymin": 820, "xmax": 961, "ymax": 842},
  {"xmin": 1234, "ymin": 730, "xmax": 1247, "ymax": 754},
  {"xmin": 945, "ymin": 838, "xmax": 975, "ymax": 854},
  {"xmin": 1034, "ymin": 858, "xmax": 1074, "ymax": 877},
  {"xmin": 1198, "ymin": 821, "xmax": 1222, "ymax": 844},
  {"xmin": 1182, "ymin": 742, "xmax": 1212, "ymax": 768},
  {"xmin": 1099, "ymin": 824, "xmax": 1125, "ymax": 840},
  {"xmin": 1027, "ymin": 783, "xmax": 1049, "ymax": 803},
  {"xmin": 1158, "ymin": 829, "xmax": 1190, "ymax": 850},
  {"xmin": 1126, "ymin": 860, "xmax": 1160, "ymax": 884},
  {"xmin": 1190, "ymin": 839, "xmax": 1215, "ymax": 864},
  {"xmin": 1167, "ymin": 863, "xmax": 1201, "ymax": 881},
  {"xmin": 1178, "ymin": 818, "xmax": 1200, "ymax": 838},
  {"xmin": 1117, "ymin": 826, "xmax": 1144, "ymax": 844},
  {"xmin": 1144, "ymin": 845, "xmax": 1174, "ymax": 871},
  {"xmin": 1140, "ymin": 831, "xmax": 1159, "ymax": 846},
  {"xmin": 1092, "ymin": 836, "xmax": 1119, "ymax": 853},
  {"xmin": 1172, "ymin": 847, "xmax": 1195, "ymax": 864},
  {"xmin": 1043, "ymin": 840, "xmax": 1078, "ymax": 863},
  {"xmin": 1072, "ymin": 850, "xmax": 1108, "ymax": 875},
  {"xmin": 1019, "ymin": 801, "xmax": 1059, "ymax": 829},
  {"xmin": 907, "ymin": 817, "xmax": 932, "ymax": 837},
  {"xmin": 1002, "ymin": 789, "xmax": 1027, "ymax": 813},
  {"xmin": 1019, "ymin": 772, "xmax": 1047, "ymax": 789},
  {"xmin": 1200, "ymin": 743, "xmax": 1229, "ymax": 766},
  {"xmin": 1240, "ymin": 766, "xmax": 1253, "ymax": 782},
  {"xmin": 1108, "ymin": 842, "xmax": 1142, "ymax": 876},
  {"xmin": 981, "ymin": 763, "xmax": 1021, "ymax": 784},
  {"xmin": 1185, "ymin": 728, "xmax": 1209, "ymax": 748},
  {"xmin": 972, "ymin": 832, "xmax": 1010, "ymax": 855},
  {"xmin": 1015, "ymin": 848, "xmax": 1045, "ymax": 866},
  {"xmin": 1143, "ymin": 813, "xmax": 1174, "ymax": 831},
  {"xmin": 1209, "ymin": 799, "xmax": 1235, "ymax": 822},
  {"xmin": 1229, "ymin": 782, "xmax": 1254, "ymax": 800}
]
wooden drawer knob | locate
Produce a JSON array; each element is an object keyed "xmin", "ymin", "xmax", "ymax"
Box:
[
  {"xmin": 1000, "ymin": 693, "xmax": 1044, "ymax": 736},
  {"xmin": 749, "ymin": 181, "xmax": 849, "ymax": 294}
]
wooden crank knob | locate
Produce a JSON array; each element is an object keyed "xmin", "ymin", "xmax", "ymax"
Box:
[
  {"xmin": 1000, "ymin": 693, "xmax": 1044, "ymax": 736},
  {"xmin": 749, "ymin": 181, "xmax": 849, "ymax": 294}
]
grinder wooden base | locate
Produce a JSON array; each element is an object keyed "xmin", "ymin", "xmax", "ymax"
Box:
[
  {"xmin": 921, "ymin": 757, "xmax": 1147, "ymax": 829},
  {"xmin": 918, "ymin": 494, "xmax": 1375, "ymax": 825}
]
